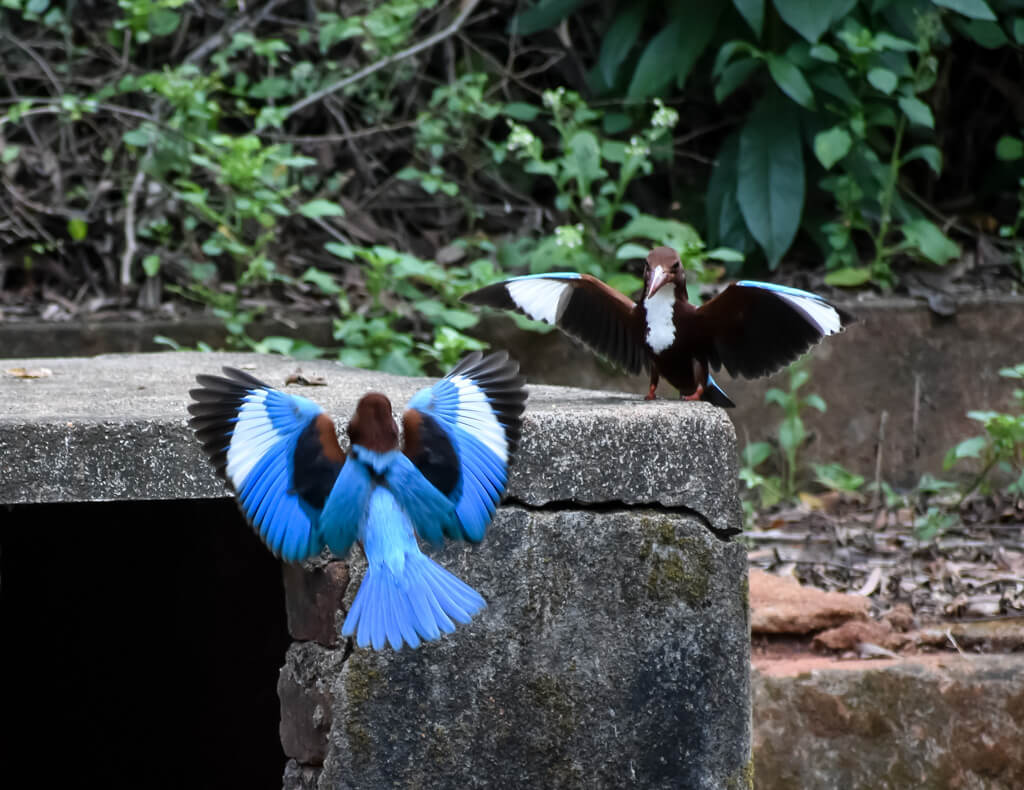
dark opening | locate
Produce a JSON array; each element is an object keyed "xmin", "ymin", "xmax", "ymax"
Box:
[{"xmin": 0, "ymin": 499, "xmax": 290, "ymax": 789}]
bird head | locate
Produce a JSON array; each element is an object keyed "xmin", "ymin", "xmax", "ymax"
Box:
[
  {"xmin": 347, "ymin": 393, "xmax": 399, "ymax": 452},
  {"xmin": 644, "ymin": 246, "xmax": 684, "ymax": 300}
]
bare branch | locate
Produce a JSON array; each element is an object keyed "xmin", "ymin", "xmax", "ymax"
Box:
[{"xmin": 283, "ymin": 0, "xmax": 481, "ymax": 120}]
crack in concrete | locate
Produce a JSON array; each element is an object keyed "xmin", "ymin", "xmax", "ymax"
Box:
[{"xmin": 501, "ymin": 497, "xmax": 741, "ymax": 541}]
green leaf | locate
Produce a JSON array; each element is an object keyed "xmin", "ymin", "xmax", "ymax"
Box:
[
  {"xmin": 902, "ymin": 145, "xmax": 942, "ymax": 174},
  {"xmin": 26, "ymin": 0, "xmax": 49, "ymax": 13},
  {"xmin": 298, "ymin": 199, "xmax": 345, "ymax": 219},
  {"xmin": 1, "ymin": 144, "xmax": 20, "ymax": 164},
  {"xmin": 706, "ymin": 133, "xmax": 752, "ymax": 253},
  {"xmin": 997, "ymin": 136, "xmax": 1024, "ymax": 161},
  {"xmin": 325, "ymin": 242, "xmax": 356, "ymax": 260},
  {"xmin": 67, "ymin": 218, "xmax": 87, "ymax": 241},
  {"xmin": 502, "ymin": 102, "xmax": 540, "ymax": 121},
  {"xmin": 774, "ymin": 0, "xmax": 836, "ymax": 42},
  {"xmin": 732, "ymin": 0, "xmax": 764, "ymax": 38},
  {"xmin": 778, "ymin": 415, "xmax": 805, "ymax": 453},
  {"xmin": 809, "ymin": 43, "xmax": 839, "ymax": 62},
  {"xmin": 813, "ymin": 126, "xmax": 852, "ymax": 169},
  {"xmin": 616, "ymin": 242, "xmax": 651, "ymax": 260},
  {"xmin": 954, "ymin": 18, "xmax": 1008, "ymax": 48},
  {"xmin": 301, "ymin": 267, "xmax": 342, "ymax": 295},
  {"xmin": 867, "ymin": 67, "xmax": 898, "ymax": 95},
  {"xmin": 932, "ymin": 0, "xmax": 996, "ymax": 21},
  {"xmin": 897, "ymin": 96, "xmax": 934, "ymax": 128},
  {"xmin": 824, "ymin": 266, "xmax": 873, "ymax": 286},
  {"xmin": 1014, "ymin": 18, "xmax": 1024, "ymax": 44},
  {"xmin": 377, "ymin": 349, "xmax": 423, "ymax": 377},
  {"xmin": 900, "ymin": 218, "xmax": 959, "ymax": 265},
  {"xmin": 508, "ymin": 0, "xmax": 587, "ymax": 35},
  {"xmin": 599, "ymin": 2, "xmax": 649, "ymax": 85},
  {"xmin": 946, "ymin": 435, "xmax": 987, "ymax": 466},
  {"xmin": 765, "ymin": 54, "xmax": 815, "ymax": 108},
  {"xmin": 705, "ymin": 247, "xmax": 745, "ymax": 262},
  {"xmin": 566, "ymin": 130, "xmax": 604, "ymax": 194},
  {"xmin": 629, "ymin": 3, "xmax": 721, "ymax": 98},
  {"xmin": 743, "ymin": 441, "xmax": 774, "ymax": 468},
  {"xmin": 812, "ymin": 462, "xmax": 864, "ymax": 492},
  {"xmin": 804, "ymin": 393, "xmax": 827, "ymax": 412},
  {"xmin": 142, "ymin": 254, "xmax": 161, "ymax": 277},
  {"xmin": 715, "ymin": 58, "xmax": 759, "ymax": 103},
  {"xmin": 737, "ymin": 93, "xmax": 805, "ymax": 269},
  {"xmin": 149, "ymin": 8, "xmax": 181, "ymax": 36}
]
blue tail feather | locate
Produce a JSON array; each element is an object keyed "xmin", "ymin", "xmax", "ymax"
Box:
[
  {"xmin": 341, "ymin": 488, "xmax": 485, "ymax": 651},
  {"xmin": 341, "ymin": 552, "xmax": 484, "ymax": 650}
]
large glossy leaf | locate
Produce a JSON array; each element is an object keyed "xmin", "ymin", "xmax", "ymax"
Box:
[
  {"xmin": 732, "ymin": 0, "xmax": 764, "ymax": 38},
  {"xmin": 932, "ymin": 0, "xmax": 996, "ymax": 21},
  {"xmin": 765, "ymin": 54, "xmax": 815, "ymax": 108},
  {"xmin": 706, "ymin": 133, "xmax": 754, "ymax": 254},
  {"xmin": 774, "ymin": 0, "xmax": 836, "ymax": 42},
  {"xmin": 628, "ymin": 2, "xmax": 722, "ymax": 97},
  {"xmin": 508, "ymin": 0, "xmax": 588, "ymax": 36},
  {"xmin": 737, "ymin": 93, "xmax": 805, "ymax": 268},
  {"xmin": 627, "ymin": 16, "xmax": 684, "ymax": 98},
  {"xmin": 599, "ymin": 2, "xmax": 650, "ymax": 86}
]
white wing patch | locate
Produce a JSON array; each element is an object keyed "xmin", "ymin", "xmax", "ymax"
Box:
[
  {"xmin": 644, "ymin": 285, "xmax": 676, "ymax": 354},
  {"xmin": 777, "ymin": 292, "xmax": 843, "ymax": 336},
  {"xmin": 225, "ymin": 390, "xmax": 282, "ymax": 488},
  {"xmin": 449, "ymin": 374, "xmax": 507, "ymax": 463},
  {"xmin": 506, "ymin": 278, "xmax": 570, "ymax": 325}
]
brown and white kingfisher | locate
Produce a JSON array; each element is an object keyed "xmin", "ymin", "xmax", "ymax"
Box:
[{"xmin": 462, "ymin": 246, "xmax": 854, "ymax": 406}]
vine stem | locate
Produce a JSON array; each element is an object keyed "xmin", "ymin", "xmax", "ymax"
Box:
[{"xmin": 872, "ymin": 113, "xmax": 906, "ymax": 274}]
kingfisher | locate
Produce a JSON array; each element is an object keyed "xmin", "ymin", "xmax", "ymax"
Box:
[
  {"xmin": 187, "ymin": 351, "xmax": 527, "ymax": 651},
  {"xmin": 462, "ymin": 246, "xmax": 854, "ymax": 406}
]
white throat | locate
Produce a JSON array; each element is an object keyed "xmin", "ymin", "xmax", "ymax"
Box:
[{"xmin": 644, "ymin": 285, "xmax": 676, "ymax": 353}]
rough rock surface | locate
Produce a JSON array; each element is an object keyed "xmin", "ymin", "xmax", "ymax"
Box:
[
  {"xmin": 282, "ymin": 508, "xmax": 752, "ymax": 790},
  {"xmin": 753, "ymin": 655, "xmax": 1024, "ymax": 790},
  {"xmin": 0, "ymin": 352, "xmax": 741, "ymax": 535},
  {"xmin": 750, "ymin": 569, "xmax": 869, "ymax": 634}
]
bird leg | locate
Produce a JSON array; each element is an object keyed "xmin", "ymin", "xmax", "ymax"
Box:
[
  {"xmin": 645, "ymin": 369, "xmax": 660, "ymax": 401},
  {"xmin": 681, "ymin": 358, "xmax": 707, "ymax": 401}
]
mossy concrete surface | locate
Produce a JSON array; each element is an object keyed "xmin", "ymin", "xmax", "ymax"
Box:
[
  {"xmin": 0, "ymin": 352, "xmax": 740, "ymax": 535},
  {"xmin": 283, "ymin": 508, "xmax": 750, "ymax": 790}
]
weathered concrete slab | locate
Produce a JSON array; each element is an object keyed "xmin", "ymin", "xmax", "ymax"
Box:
[
  {"xmin": 0, "ymin": 352, "xmax": 741, "ymax": 535},
  {"xmin": 753, "ymin": 655, "xmax": 1024, "ymax": 790},
  {"xmin": 281, "ymin": 508, "xmax": 751, "ymax": 790}
]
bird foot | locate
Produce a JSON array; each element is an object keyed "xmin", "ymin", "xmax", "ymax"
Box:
[{"xmin": 682, "ymin": 384, "xmax": 705, "ymax": 402}]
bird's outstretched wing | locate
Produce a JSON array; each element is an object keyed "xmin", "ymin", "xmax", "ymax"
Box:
[
  {"xmin": 694, "ymin": 281, "xmax": 854, "ymax": 379},
  {"xmin": 188, "ymin": 367, "xmax": 347, "ymax": 562},
  {"xmin": 462, "ymin": 273, "xmax": 647, "ymax": 375},
  {"xmin": 402, "ymin": 350, "xmax": 528, "ymax": 543}
]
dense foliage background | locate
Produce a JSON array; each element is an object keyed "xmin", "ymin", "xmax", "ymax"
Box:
[{"xmin": 3, "ymin": 0, "xmax": 1024, "ymax": 372}]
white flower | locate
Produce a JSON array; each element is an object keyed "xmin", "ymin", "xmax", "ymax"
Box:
[
  {"xmin": 651, "ymin": 98, "xmax": 679, "ymax": 130},
  {"xmin": 554, "ymin": 224, "xmax": 583, "ymax": 249},
  {"xmin": 506, "ymin": 123, "xmax": 536, "ymax": 152}
]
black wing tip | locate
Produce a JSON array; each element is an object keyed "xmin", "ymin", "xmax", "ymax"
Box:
[
  {"xmin": 447, "ymin": 349, "xmax": 529, "ymax": 457},
  {"xmin": 460, "ymin": 282, "xmax": 514, "ymax": 308}
]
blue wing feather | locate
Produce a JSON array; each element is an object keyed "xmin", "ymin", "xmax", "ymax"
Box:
[
  {"xmin": 402, "ymin": 352, "xmax": 527, "ymax": 544},
  {"xmin": 319, "ymin": 457, "xmax": 374, "ymax": 558},
  {"xmin": 188, "ymin": 369, "xmax": 343, "ymax": 563}
]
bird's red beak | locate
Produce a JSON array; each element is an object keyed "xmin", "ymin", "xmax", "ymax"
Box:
[{"xmin": 646, "ymin": 266, "xmax": 669, "ymax": 300}]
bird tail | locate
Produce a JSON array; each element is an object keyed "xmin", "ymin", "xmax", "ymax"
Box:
[
  {"xmin": 703, "ymin": 373, "xmax": 735, "ymax": 408},
  {"xmin": 341, "ymin": 550, "xmax": 485, "ymax": 651}
]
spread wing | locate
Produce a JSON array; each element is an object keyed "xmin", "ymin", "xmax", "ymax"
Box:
[
  {"xmin": 402, "ymin": 351, "xmax": 528, "ymax": 543},
  {"xmin": 462, "ymin": 273, "xmax": 647, "ymax": 375},
  {"xmin": 188, "ymin": 367, "xmax": 346, "ymax": 562},
  {"xmin": 694, "ymin": 281, "xmax": 854, "ymax": 379}
]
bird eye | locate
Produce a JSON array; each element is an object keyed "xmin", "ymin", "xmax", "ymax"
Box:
[{"xmin": 672, "ymin": 262, "xmax": 680, "ymax": 270}]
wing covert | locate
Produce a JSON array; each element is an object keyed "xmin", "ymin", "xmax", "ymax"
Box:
[{"xmin": 402, "ymin": 351, "xmax": 528, "ymax": 543}]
